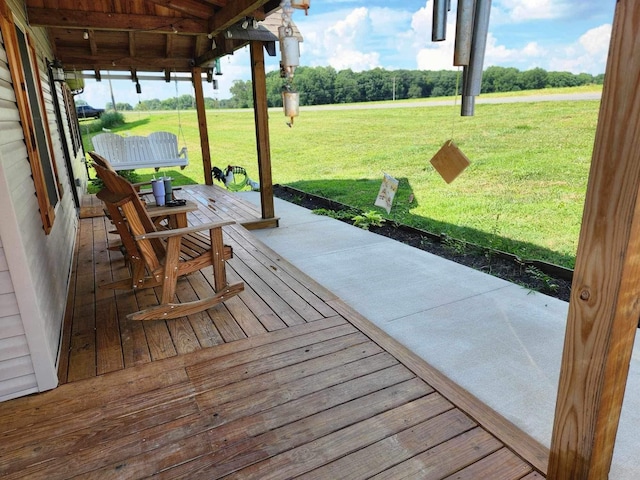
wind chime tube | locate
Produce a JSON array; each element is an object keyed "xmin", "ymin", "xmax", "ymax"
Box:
[
  {"xmin": 461, "ymin": 95, "xmax": 475, "ymax": 116},
  {"xmin": 454, "ymin": 0, "xmax": 475, "ymax": 66},
  {"xmin": 432, "ymin": 0, "xmax": 448, "ymax": 41},
  {"xmin": 282, "ymin": 91, "xmax": 299, "ymax": 124},
  {"xmin": 463, "ymin": 0, "xmax": 491, "ymax": 98},
  {"xmin": 281, "ymin": 36, "xmax": 300, "ymax": 69}
]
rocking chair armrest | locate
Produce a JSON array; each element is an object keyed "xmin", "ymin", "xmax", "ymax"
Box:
[{"xmin": 134, "ymin": 220, "xmax": 235, "ymax": 241}]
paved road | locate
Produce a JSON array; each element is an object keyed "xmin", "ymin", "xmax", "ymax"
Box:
[{"xmin": 298, "ymin": 92, "xmax": 602, "ymax": 111}]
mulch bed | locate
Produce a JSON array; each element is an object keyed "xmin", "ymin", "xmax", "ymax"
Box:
[{"xmin": 273, "ymin": 184, "xmax": 572, "ymax": 302}]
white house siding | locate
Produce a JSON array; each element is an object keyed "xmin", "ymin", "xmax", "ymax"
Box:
[{"xmin": 0, "ymin": 0, "xmax": 81, "ymax": 401}]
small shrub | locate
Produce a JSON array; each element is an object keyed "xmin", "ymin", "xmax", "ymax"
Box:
[
  {"xmin": 352, "ymin": 210, "xmax": 385, "ymax": 230},
  {"xmin": 442, "ymin": 235, "xmax": 467, "ymax": 255},
  {"xmin": 90, "ymin": 169, "xmax": 139, "ymax": 192},
  {"xmin": 526, "ymin": 265, "xmax": 559, "ymax": 293},
  {"xmin": 100, "ymin": 111, "xmax": 125, "ymax": 129},
  {"xmin": 312, "ymin": 208, "xmax": 357, "ymax": 221}
]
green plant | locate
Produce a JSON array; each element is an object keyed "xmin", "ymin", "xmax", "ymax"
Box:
[
  {"xmin": 441, "ymin": 235, "xmax": 468, "ymax": 255},
  {"xmin": 525, "ymin": 265, "xmax": 560, "ymax": 293},
  {"xmin": 100, "ymin": 111, "xmax": 126, "ymax": 129},
  {"xmin": 89, "ymin": 169, "xmax": 139, "ymax": 192},
  {"xmin": 352, "ymin": 210, "xmax": 385, "ymax": 230},
  {"xmin": 312, "ymin": 208, "xmax": 357, "ymax": 221}
]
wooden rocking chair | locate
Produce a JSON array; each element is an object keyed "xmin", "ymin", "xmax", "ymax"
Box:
[{"xmin": 91, "ymin": 153, "xmax": 243, "ymax": 321}]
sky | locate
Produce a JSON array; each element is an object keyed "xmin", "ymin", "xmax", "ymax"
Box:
[{"xmin": 77, "ymin": 0, "xmax": 614, "ymax": 108}]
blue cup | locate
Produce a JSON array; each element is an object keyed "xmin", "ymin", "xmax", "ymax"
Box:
[{"xmin": 151, "ymin": 179, "xmax": 165, "ymax": 206}]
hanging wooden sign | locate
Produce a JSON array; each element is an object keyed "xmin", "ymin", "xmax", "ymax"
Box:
[{"xmin": 430, "ymin": 140, "xmax": 470, "ymax": 183}]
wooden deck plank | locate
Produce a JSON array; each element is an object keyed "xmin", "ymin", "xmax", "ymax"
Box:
[
  {"xmin": 187, "ymin": 332, "xmax": 373, "ymax": 393},
  {"xmin": 366, "ymin": 427, "xmax": 503, "ymax": 480},
  {"xmin": 224, "ymin": 266, "xmax": 289, "ymax": 332},
  {"xmin": 194, "ymin": 343, "xmax": 396, "ymax": 413},
  {"xmin": 226, "ymin": 256, "xmax": 307, "ymax": 326},
  {"xmin": 301, "ymin": 415, "xmax": 490, "ymax": 480},
  {"xmin": 94, "ymin": 215, "xmax": 125, "ymax": 375},
  {"xmin": 1, "ymin": 393, "xmax": 198, "ymax": 475},
  {"xmin": 0, "ymin": 189, "xmax": 548, "ymax": 480},
  {"xmin": 66, "ymin": 215, "xmax": 98, "ymax": 381},
  {"xmin": 226, "ymin": 220, "xmax": 338, "ymax": 304},
  {"xmin": 205, "ymin": 362, "xmax": 417, "ymax": 449},
  {"xmin": 0, "ymin": 368, "xmax": 190, "ymax": 435},
  {"xmin": 224, "ymin": 234, "xmax": 325, "ymax": 322},
  {"xmin": 221, "ymin": 394, "xmax": 459, "ymax": 480},
  {"xmin": 56, "ymin": 220, "xmax": 81, "ymax": 384},
  {"xmin": 441, "ymin": 447, "xmax": 534, "ymax": 480},
  {"xmin": 201, "ymin": 358, "xmax": 407, "ymax": 432},
  {"xmin": 76, "ymin": 431, "xmax": 212, "ymax": 480},
  {"xmin": 157, "ymin": 382, "xmax": 441, "ymax": 479}
]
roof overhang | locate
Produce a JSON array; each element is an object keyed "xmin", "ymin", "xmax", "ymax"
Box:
[{"xmin": 25, "ymin": 0, "xmax": 285, "ymax": 80}]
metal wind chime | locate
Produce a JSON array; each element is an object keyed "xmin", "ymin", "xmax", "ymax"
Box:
[
  {"xmin": 279, "ymin": 0, "xmax": 308, "ymax": 125},
  {"xmin": 432, "ymin": 0, "xmax": 492, "ymax": 116}
]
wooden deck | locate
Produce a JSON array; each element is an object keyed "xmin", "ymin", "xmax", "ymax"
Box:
[{"xmin": 0, "ymin": 184, "xmax": 548, "ymax": 479}]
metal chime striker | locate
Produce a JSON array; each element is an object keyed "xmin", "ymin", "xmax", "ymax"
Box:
[{"xmin": 280, "ymin": 0, "xmax": 302, "ymax": 125}]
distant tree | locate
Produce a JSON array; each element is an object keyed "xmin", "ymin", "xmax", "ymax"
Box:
[
  {"xmin": 229, "ymin": 80, "xmax": 253, "ymax": 108},
  {"xmin": 575, "ymin": 72, "xmax": 595, "ymax": 85},
  {"xmin": 265, "ymin": 71, "xmax": 285, "ymax": 107},
  {"xmin": 204, "ymin": 97, "xmax": 219, "ymax": 109},
  {"xmin": 115, "ymin": 102, "xmax": 133, "ymax": 111},
  {"xmin": 405, "ymin": 71, "xmax": 428, "ymax": 99},
  {"xmin": 176, "ymin": 94, "xmax": 195, "ymax": 109},
  {"xmin": 546, "ymin": 71, "xmax": 579, "ymax": 88},
  {"xmin": 427, "ymin": 70, "xmax": 458, "ymax": 97},
  {"xmin": 360, "ymin": 68, "xmax": 391, "ymax": 101},
  {"xmin": 294, "ymin": 66, "xmax": 336, "ymax": 105},
  {"xmin": 135, "ymin": 98, "xmax": 162, "ymax": 110},
  {"xmin": 481, "ymin": 66, "xmax": 521, "ymax": 93},
  {"xmin": 334, "ymin": 69, "xmax": 360, "ymax": 103},
  {"xmin": 521, "ymin": 67, "xmax": 548, "ymax": 90}
]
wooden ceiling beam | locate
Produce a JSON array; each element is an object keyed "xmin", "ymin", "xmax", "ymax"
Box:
[
  {"xmin": 166, "ymin": 31, "xmax": 175, "ymax": 58},
  {"xmin": 129, "ymin": 31, "xmax": 136, "ymax": 57},
  {"xmin": 143, "ymin": 0, "xmax": 214, "ymax": 20},
  {"xmin": 88, "ymin": 29, "xmax": 98, "ymax": 56},
  {"xmin": 26, "ymin": 8, "xmax": 208, "ymax": 34},
  {"xmin": 58, "ymin": 54, "xmax": 196, "ymax": 71},
  {"xmin": 207, "ymin": 0, "xmax": 270, "ymax": 35},
  {"xmin": 194, "ymin": 37, "xmax": 246, "ymax": 66},
  {"xmin": 199, "ymin": 0, "xmax": 227, "ymax": 7}
]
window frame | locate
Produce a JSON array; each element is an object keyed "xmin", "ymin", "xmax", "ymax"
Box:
[{"xmin": 0, "ymin": 1, "xmax": 60, "ymax": 234}]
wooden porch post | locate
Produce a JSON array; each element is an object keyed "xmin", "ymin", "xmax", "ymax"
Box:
[
  {"xmin": 248, "ymin": 40, "xmax": 278, "ymax": 228},
  {"xmin": 548, "ymin": 1, "xmax": 640, "ymax": 478},
  {"xmin": 192, "ymin": 67, "xmax": 213, "ymax": 185}
]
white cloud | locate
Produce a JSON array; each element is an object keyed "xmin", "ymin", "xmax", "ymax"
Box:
[
  {"xmin": 494, "ymin": 0, "xmax": 573, "ymax": 23},
  {"xmin": 329, "ymin": 49, "xmax": 381, "ymax": 71},
  {"xmin": 548, "ymin": 23, "xmax": 611, "ymax": 74},
  {"xmin": 485, "ymin": 34, "xmax": 545, "ymax": 64},
  {"xmin": 579, "ymin": 23, "xmax": 611, "ymax": 55},
  {"xmin": 298, "ymin": 7, "xmax": 385, "ymax": 71},
  {"xmin": 408, "ymin": 1, "xmax": 457, "ymax": 71}
]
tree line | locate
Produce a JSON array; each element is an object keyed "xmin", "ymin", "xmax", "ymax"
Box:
[{"xmin": 97, "ymin": 66, "xmax": 603, "ymax": 111}]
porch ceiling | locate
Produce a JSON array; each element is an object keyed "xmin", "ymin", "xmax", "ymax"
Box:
[{"xmin": 25, "ymin": 0, "xmax": 282, "ymax": 78}]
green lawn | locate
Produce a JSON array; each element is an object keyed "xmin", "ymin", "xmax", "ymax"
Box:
[{"xmin": 82, "ymin": 87, "xmax": 601, "ymax": 269}]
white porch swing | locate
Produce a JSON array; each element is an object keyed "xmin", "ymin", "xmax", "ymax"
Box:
[{"xmin": 91, "ymin": 72, "xmax": 189, "ymax": 171}]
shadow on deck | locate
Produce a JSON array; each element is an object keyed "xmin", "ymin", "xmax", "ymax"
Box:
[{"xmin": 0, "ymin": 184, "xmax": 548, "ymax": 479}]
